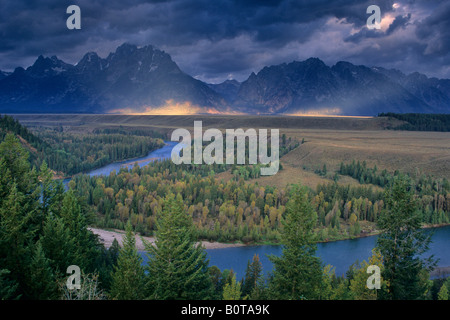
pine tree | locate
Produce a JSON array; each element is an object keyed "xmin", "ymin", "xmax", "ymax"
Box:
[
  {"xmin": 95, "ymin": 238, "xmax": 120, "ymax": 292},
  {"xmin": 242, "ymin": 254, "xmax": 263, "ymax": 298},
  {"xmin": 26, "ymin": 241, "xmax": 58, "ymax": 299},
  {"xmin": 438, "ymin": 283, "xmax": 448, "ymax": 300},
  {"xmin": 109, "ymin": 238, "xmax": 120, "ymax": 264},
  {"xmin": 320, "ymin": 265, "xmax": 336, "ymax": 300},
  {"xmin": 40, "ymin": 213, "xmax": 76, "ymax": 277},
  {"xmin": 144, "ymin": 193, "xmax": 213, "ymax": 300},
  {"xmin": 331, "ymin": 279, "xmax": 352, "ymax": 300},
  {"xmin": 268, "ymin": 184, "xmax": 323, "ymax": 300},
  {"xmin": 60, "ymin": 190, "xmax": 99, "ymax": 272},
  {"xmin": 0, "ymin": 182, "xmax": 35, "ymax": 297},
  {"xmin": 39, "ymin": 161, "xmax": 64, "ymax": 219},
  {"xmin": 223, "ymin": 274, "xmax": 242, "ymax": 300},
  {"xmin": 0, "ymin": 269, "xmax": 20, "ymax": 300},
  {"xmin": 0, "ymin": 134, "xmax": 35, "ymax": 199},
  {"xmin": 0, "ymin": 136, "xmax": 45, "ymax": 298},
  {"xmin": 0, "ymin": 132, "xmax": 110, "ymax": 300},
  {"xmin": 208, "ymin": 265, "xmax": 224, "ymax": 300},
  {"xmin": 109, "ymin": 221, "xmax": 145, "ymax": 300},
  {"xmin": 376, "ymin": 175, "xmax": 436, "ymax": 300}
]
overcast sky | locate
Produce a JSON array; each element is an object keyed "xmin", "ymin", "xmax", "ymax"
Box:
[{"xmin": 0, "ymin": 0, "xmax": 449, "ymax": 83}]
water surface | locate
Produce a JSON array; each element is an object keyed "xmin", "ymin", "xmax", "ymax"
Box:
[{"xmin": 205, "ymin": 226, "xmax": 450, "ymax": 279}]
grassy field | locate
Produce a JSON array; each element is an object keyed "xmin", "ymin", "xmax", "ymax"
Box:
[
  {"xmin": 10, "ymin": 113, "xmax": 405, "ymax": 131},
  {"xmin": 11, "ymin": 114, "xmax": 450, "ymax": 185},
  {"xmin": 273, "ymin": 128, "xmax": 450, "ymax": 186}
]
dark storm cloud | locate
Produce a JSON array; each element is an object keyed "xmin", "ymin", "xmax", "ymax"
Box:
[
  {"xmin": 340, "ymin": 1, "xmax": 450, "ymax": 78},
  {"xmin": 415, "ymin": 1, "xmax": 450, "ymax": 56},
  {"xmin": 0, "ymin": 0, "xmax": 449, "ymax": 82},
  {"xmin": 386, "ymin": 13, "xmax": 411, "ymax": 34}
]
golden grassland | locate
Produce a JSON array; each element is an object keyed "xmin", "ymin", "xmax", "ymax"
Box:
[{"xmin": 266, "ymin": 128, "xmax": 450, "ymax": 187}]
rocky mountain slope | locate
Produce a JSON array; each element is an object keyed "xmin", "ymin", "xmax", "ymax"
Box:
[
  {"xmin": 0, "ymin": 43, "xmax": 448, "ymax": 116},
  {"xmin": 0, "ymin": 43, "xmax": 226, "ymax": 113},
  {"xmin": 232, "ymin": 58, "xmax": 446, "ymax": 116}
]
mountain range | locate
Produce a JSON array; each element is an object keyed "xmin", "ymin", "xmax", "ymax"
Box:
[{"xmin": 0, "ymin": 43, "xmax": 448, "ymax": 116}]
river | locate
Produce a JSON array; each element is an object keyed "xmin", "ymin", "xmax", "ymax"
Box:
[
  {"xmin": 77, "ymin": 141, "xmax": 450, "ymax": 280},
  {"xmin": 204, "ymin": 226, "xmax": 450, "ymax": 280}
]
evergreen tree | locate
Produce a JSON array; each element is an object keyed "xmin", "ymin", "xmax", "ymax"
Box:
[
  {"xmin": 109, "ymin": 221, "xmax": 145, "ymax": 300},
  {"xmin": 0, "ymin": 269, "xmax": 20, "ymax": 300},
  {"xmin": 208, "ymin": 265, "xmax": 224, "ymax": 300},
  {"xmin": 249, "ymin": 272, "xmax": 269, "ymax": 300},
  {"xmin": 60, "ymin": 190, "xmax": 100, "ymax": 272},
  {"xmin": 109, "ymin": 238, "xmax": 120, "ymax": 265},
  {"xmin": 0, "ymin": 134, "xmax": 39, "ymax": 202},
  {"xmin": 0, "ymin": 182, "xmax": 35, "ymax": 297},
  {"xmin": 376, "ymin": 175, "xmax": 436, "ymax": 300},
  {"xmin": 223, "ymin": 274, "xmax": 242, "ymax": 300},
  {"xmin": 40, "ymin": 213, "xmax": 77, "ymax": 278},
  {"xmin": 94, "ymin": 238, "xmax": 120, "ymax": 292},
  {"xmin": 39, "ymin": 161, "xmax": 64, "ymax": 222},
  {"xmin": 26, "ymin": 241, "xmax": 58, "ymax": 299},
  {"xmin": 268, "ymin": 184, "xmax": 323, "ymax": 299},
  {"xmin": 0, "ymin": 132, "xmax": 112, "ymax": 300},
  {"xmin": 242, "ymin": 254, "xmax": 263, "ymax": 298},
  {"xmin": 0, "ymin": 137, "xmax": 45, "ymax": 298},
  {"xmin": 320, "ymin": 265, "xmax": 335, "ymax": 300},
  {"xmin": 144, "ymin": 193, "xmax": 213, "ymax": 300},
  {"xmin": 438, "ymin": 283, "xmax": 448, "ymax": 300},
  {"xmin": 331, "ymin": 279, "xmax": 352, "ymax": 300}
]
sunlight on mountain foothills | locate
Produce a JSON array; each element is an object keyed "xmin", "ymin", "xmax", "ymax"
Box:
[
  {"xmin": 283, "ymin": 107, "xmax": 376, "ymax": 118},
  {"xmin": 111, "ymin": 100, "xmax": 245, "ymax": 115}
]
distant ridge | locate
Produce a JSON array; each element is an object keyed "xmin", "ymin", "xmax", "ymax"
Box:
[
  {"xmin": 0, "ymin": 43, "xmax": 227, "ymax": 114},
  {"xmin": 233, "ymin": 58, "xmax": 448, "ymax": 116},
  {"xmin": 0, "ymin": 43, "xmax": 449, "ymax": 116}
]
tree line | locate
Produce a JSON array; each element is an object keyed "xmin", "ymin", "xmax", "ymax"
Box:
[
  {"xmin": 338, "ymin": 160, "xmax": 449, "ymax": 226},
  {"xmin": 378, "ymin": 112, "xmax": 450, "ymax": 132},
  {"xmin": 35, "ymin": 129, "xmax": 164, "ymax": 175},
  {"xmin": 0, "ymin": 114, "xmax": 165, "ymax": 176}
]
